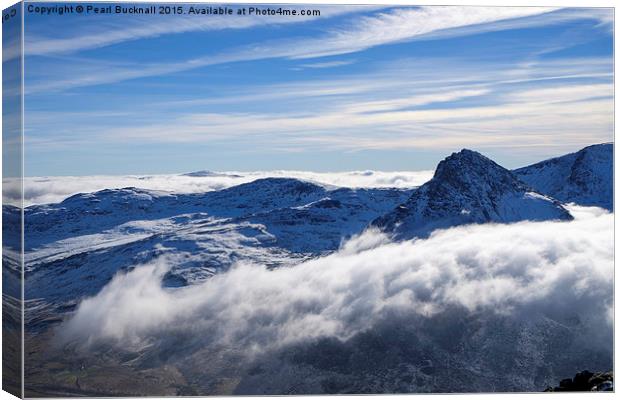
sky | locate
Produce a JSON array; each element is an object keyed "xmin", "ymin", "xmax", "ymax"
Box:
[{"xmin": 19, "ymin": 3, "xmax": 614, "ymax": 176}]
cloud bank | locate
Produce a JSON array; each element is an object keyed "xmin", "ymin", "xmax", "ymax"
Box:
[
  {"xmin": 60, "ymin": 206, "xmax": 613, "ymax": 359},
  {"xmin": 13, "ymin": 170, "xmax": 433, "ymax": 206}
]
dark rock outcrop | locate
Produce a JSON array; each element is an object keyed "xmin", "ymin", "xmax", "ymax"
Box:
[{"xmin": 544, "ymin": 370, "xmax": 613, "ymax": 392}]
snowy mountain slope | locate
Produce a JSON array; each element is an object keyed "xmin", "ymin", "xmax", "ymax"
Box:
[
  {"xmin": 242, "ymin": 188, "xmax": 412, "ymax": 252},
  {"xmin": 200, "ymin": 177, "xmax": 333, "ymax": 217},
  {"xmin": 24, "ymin": 216, "xmax": 304, "ymax": 308},
  {"xmin": 513, "ymin": 143, "xmax": 613, "ymax": 210},
  {"xmin": 25, "ymin": 178, "xmax": 342, "ymax": 249},
  {"xmin": 23, "ymin": 178, "xmax": 413, "ymax": 249},
  {"xmin": 21, "ymin": 180, "xmax": 413, "ymax": 315},
  {"xmin": 23, "ymin": 178, "xmax": 330, "ymax": 249},
  {"xmin": 373, "ymin": 149, "xmax": 572, "ymax": 239},
  {"xmin": 3, "ymin": 205, "xmax": 22, "ymax": 299}
]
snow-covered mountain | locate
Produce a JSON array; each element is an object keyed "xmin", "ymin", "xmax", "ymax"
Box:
[
  {"xmin": 373, "ymin": 149, "xmax": 572, "ymax": 239},
  {"xmin": 21, "ymin": 179, "xmax": 413, "ymax": 308},
  {"xmin": 19, "ymin": 145, "xmax": 614, "ymax": 308},
  {"xmin": 513, "ymin": 143, "xmax": 613, "ymax": 211},
  {"xmin": 8, "ymin": 145, "xmax": 613, "ymax": 396}
]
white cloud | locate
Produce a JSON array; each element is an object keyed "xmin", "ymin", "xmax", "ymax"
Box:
[
  {"xmin": 339, "ymin": 88, "xmax": 490, "ymax": 114},
  {"xmin": 60, "ymin": 207, "xmax": 613, "ymax": 358},
  {"xmin": 14, "ymin": 170, "xmax": 434, "ymax": 206},
  {"xmin": 297, "ymin": 60, "xmax": 356, "ymax": 69},
  {"xmin": 508, "ymin": 83, "xmax": 613, "ymax": 104},
  {"xmin": 287, "ymin": 6, "xmax": 560, "ymax": 59}
]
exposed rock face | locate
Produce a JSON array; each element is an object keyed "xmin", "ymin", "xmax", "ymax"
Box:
[
  {"xmin": 514, "ymin": 143, "xmax": 613, "ymax": 211},
  {"xmin": 373, "ymin": 149, "xmax": 572, "ymax": 239},
  {"xmin": 544, "ymin": 370, "xmax": 613, "ymax": 391}
]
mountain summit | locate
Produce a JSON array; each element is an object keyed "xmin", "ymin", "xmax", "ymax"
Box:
[{"xmin": 373, "ymin": 149, "xmax": 572, "ymax": 239}]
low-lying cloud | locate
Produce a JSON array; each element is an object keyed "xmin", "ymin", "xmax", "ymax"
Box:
[
  {"xmin": 12, "ymin": 170, "xmax": 433, "ymax": 206},
  {"xmin": 60, "ymin": 206, "xmax": 613, "ymax": 360}
]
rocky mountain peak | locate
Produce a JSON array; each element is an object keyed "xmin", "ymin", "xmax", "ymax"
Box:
[
  {"xmin": 433, "ymin": 149, "xmax": 524, "ymax": 194},
  {"xmin": 373, "ymin": 150, "xmax": 572, "ymax": 239}
]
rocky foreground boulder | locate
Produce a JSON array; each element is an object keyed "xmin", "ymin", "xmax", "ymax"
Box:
[{"xmin": 544, "ymin": 370, "xmax": 613, "ymax": 392}]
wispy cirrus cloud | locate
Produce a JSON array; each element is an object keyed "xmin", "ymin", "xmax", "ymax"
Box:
[
  {"xmin": 25, "ymin": 6, "xmax": 605, "ymax": 93},
  {"xmin": 22, "ymin": 6, "xmax": 613, "ymax": 175},
  {"xmin": 508, "ymin": 83, "xmax": 613, "ymax": 104},
  {"xmin": 22, "ymin": 5, "xmax": 368, "ymax": 59},
  {"xmin": 24, "ymin": 57, "xmax": 613, "ymax": 162},
  {"xmin": 295, "ymin": 59, "xmax": 356, "ymax": 69},
  {"xmin": 284, "ymin": 6, "xmax": 561, "ymax": 59}
]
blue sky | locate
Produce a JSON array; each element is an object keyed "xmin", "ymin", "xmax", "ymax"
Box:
[{"xmin": 19, "ymin": 3, "xmax": 613, "ymax": 176}]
